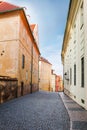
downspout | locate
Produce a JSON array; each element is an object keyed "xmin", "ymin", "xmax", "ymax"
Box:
[
  {"xmin": 38, "ymin": 55, "xmax": 39, "ymax": 91},
  {"xmin": 31, "ymin": 43, "xmax": 33, "ymax": 94}
]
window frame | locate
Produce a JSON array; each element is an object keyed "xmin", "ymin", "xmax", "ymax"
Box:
[
  {"xmin": 81, "ymin": 57, "xmax": 84, "ymax": 87},
  {"xmin": 74, "ymin": 64, "xmax": 76, "ymax": 86},
  {"xmin": 70, "ymin": 68, "xmax": 72, "ymax": 85}
]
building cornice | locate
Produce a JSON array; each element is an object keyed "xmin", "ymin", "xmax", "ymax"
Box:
[
  {"xmin": 61, "ymin": 0, "xmax": 79, "ymax": 63},
  {"xmin": 40, "ymin": 56, "xmax": 52, "ymax": 65}
]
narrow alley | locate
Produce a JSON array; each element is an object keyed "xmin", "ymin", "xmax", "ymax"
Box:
[{"xmin": 0, "ymin": 91, "xmax": 70, "ymax": 130}]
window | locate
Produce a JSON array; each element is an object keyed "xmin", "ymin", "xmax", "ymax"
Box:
[
  {"xmin": 80, "ymin": 2, "xmax": 84, "ymax": 29},
  {"xmin": 81, "ymin": 57, "xmax": 84, "ymax": 87},
  {"xmin": 74, "ymin": 24, "xmax": 76, "ymax": 43},
  {"xmin": 22, "ymin": 54, "xmax": 25, "ymax": 69},
  {"xmin": 74, "ymin": 64, "xmax": 76, "ymax": 85},
  {"xmin": 70, "ymin": 68, "xmax": 72, "ymax": 85}
]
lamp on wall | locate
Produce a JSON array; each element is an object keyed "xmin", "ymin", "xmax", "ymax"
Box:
[
  {"xmin": 64, "ymin": 72, "xmax": 69, "ymax": 81},
  {"xmin": 64, "ymin": 72, "xmax": 67, "ymax": 76}
]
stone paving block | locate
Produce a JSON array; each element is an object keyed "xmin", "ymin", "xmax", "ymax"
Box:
[
  {"xmin": 72, "ymin": 121, "xmax": 87, "ymax": 130},
  {"xmin": 68, "ymin": 108, "xmax": 85, "ymax": 111},
  {"xmin": 65, "ymin": 101, "xmax": 76, "ymax": 104},
  {"xmin": 59, "ymin": 92, "xmax": 87, "ymax": 130},
  {"xmin": 0, "ymin": 91, "xmax": 70, "ymax": 130},
  {"xmin": 69, "ymin": 111, "xmax": 87, "ymax": 121}
]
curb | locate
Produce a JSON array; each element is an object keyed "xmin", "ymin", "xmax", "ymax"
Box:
[
  {"xmin": 59, "ymin": 92, "xmax": 87, "ymax": 130},
  {"xmin": 59, "ymin": 93, "xmax": 72, "ymax": 130}
]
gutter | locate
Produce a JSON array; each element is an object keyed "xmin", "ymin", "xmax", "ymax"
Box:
[
  {"xmin": 0, "ymin": 7, "xmax": 23, "ymax": 14},
  {"xmin": 61, "ymin": 0, "xmax": 79, "ymax": 64},
  {"xmin": 21, "ymin": 9, "xmax": 41, "ymax": 55},
  {"xmin": 61, "ymin": 0, "xmax": 72, "ymax": 63}
]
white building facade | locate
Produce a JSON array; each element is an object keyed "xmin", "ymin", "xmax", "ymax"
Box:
[{"xmin": 61, "ymin": 0, "xmax": 87, "ymax": 110}]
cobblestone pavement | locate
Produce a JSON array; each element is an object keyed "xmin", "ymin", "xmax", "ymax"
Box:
[{"xmin": 0, "ymin": 91, "xmax": 70, "ymax": 130}]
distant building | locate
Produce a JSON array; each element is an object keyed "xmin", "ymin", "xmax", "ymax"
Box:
[
  {"xmin": 50, "ymin": 70, "xmax": 63, "ymax": 92},
  {"xmin": 51, "ymin": 70, "xmax": 56, "ymax": 92},
  {"xmin": 61, "ymin": 0, "xmax": 87, "ymax": 110},
  {"xmin": 39, "ymin": 57, "xmax": 52, "ymax": 91},
  {"xmin": 55, "ymin": 75, "xmax": 63, "ymax": 92},
  {"xmin": 0, "ymin": 1, "xmax": 40, "ymax": 100}
]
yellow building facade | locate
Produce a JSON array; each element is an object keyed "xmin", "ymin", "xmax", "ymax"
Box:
[
  {"xmin": 39, "ymin": 57, "xmax": 52, "ymax": 91},
  {"xmin": 0, "ymin": 1, "xmax": 40, "ymax": 97}
]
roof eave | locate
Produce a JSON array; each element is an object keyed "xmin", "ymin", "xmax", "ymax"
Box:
[
  {"xmin": 0, "ymin": 7, "xmax": 23, "ymax": 14},
  {"xmin": 61, "ymin": 0, "xmax": 79, "ymax": 64},
  {"xmin": 21, "ymin": 9, "xmax": 40, "ymax": 55},
  {"xmin": 61, "ymin": 0, "xmax": 72, "ymax": 61}
]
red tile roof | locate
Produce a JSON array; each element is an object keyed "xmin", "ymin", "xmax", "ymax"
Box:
[
  {"xmin": 30, "ymin": 24, "xmax": 36, "ymax": 32},
  {"xmin": 40, "ymin": 57, "xmax": 52, "ymax": 65},
  {"xmin": 0, "ymin": 1, "xmax": 20, "ymax": 12}
]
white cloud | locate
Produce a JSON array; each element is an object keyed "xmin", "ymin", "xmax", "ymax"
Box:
[{"xmin": 41, "ymin": 35, "xmax": 63, "ymax": 77}]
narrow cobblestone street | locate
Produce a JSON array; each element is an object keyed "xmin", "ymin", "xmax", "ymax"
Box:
[{"xmin": 0, "ymin": 91, "xmax": 70, "ymax": 130}]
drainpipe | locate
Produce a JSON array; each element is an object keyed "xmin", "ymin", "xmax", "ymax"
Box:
[
  {"xmin": 31, "ymin": 43, "xmax": 33, "ymax": 94},
  {"xmin": 38, "ymin": 55, "xmax": 40, "ymax": 91}
]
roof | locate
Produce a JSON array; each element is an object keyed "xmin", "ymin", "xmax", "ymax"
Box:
[
  {"xmin": 40, "ymin": 57, "xmax": 52, "ymax": 65},
  {"xmin": 0, "ymin": 1, "xmax": 20, "ymax": 12},
  {"xmin": 0, "ymin": 1, "xmax": 40, "ymax": 55},
  {"xmin": 30, "ymin": 24, "xmax": 36, "ymax": 32}
]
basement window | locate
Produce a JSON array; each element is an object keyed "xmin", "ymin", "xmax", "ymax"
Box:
[
  {"xmin": 74, "ymin": 96, "xmax": 76, "ymax": 99},
  {"xmin": 81, "ymin": 99, "xmax": 85, "ymax": 104}
]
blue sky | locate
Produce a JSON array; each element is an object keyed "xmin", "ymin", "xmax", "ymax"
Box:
[{"xmin": 6, "ymin": 0, "xmax": 69, "ymax": 76}]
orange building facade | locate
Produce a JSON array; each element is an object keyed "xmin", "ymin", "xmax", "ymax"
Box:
[
  {"xmin": 0, "ymin": 1, "xmax": 40, "ymax": 99},
  {"xmin": 55, "ymin": 76, "xmax": 63, "ymax": 92}
]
